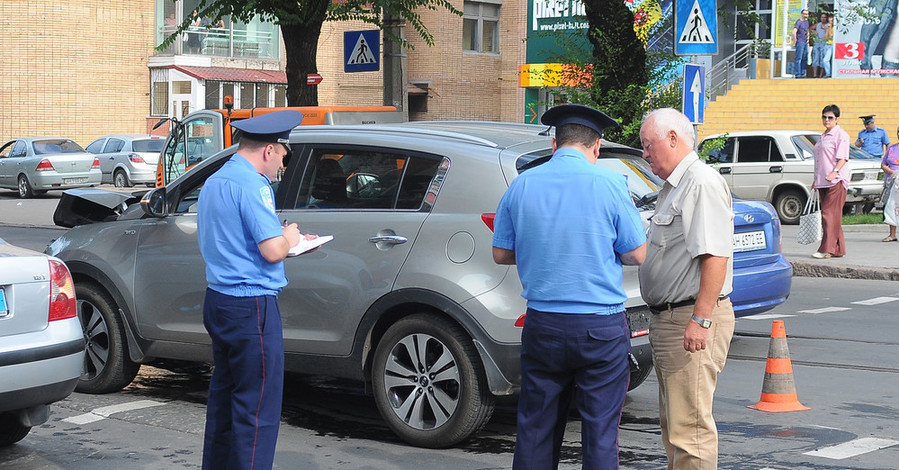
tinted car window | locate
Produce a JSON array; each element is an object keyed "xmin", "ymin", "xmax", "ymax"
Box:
[
  {"xmin": 737, "ymin": 136, "xmax": 782, "ymax": 163},
  {"xmin": 132, "ymin": 139, "xmax": 166, "ymax": 153},
  {"xmin": 85, "ymin": 139, "xmax": 105, "ymax": 154},
  {"xmin": 10, "ymin": 141, "xmax": 27, "ymax": 158},
  {"xmin": 700, "ymin": 137, "xmax": 735, "ymax": 163},
  {"xmin": 33, "ymin": 139, "xmax": 84, "ymax": 154},
  {"xmin": 103, "ymin": 139, "xmax": 125, "ymax": 153},
  {"xmin": 290, "ymin": 147, "xmax": 440, "ymax": 210}
]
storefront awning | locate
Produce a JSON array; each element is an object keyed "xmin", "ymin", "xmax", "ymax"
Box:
[{"xmin": 172, "ymin": 66, "xmax": 287, "ymax": 84}]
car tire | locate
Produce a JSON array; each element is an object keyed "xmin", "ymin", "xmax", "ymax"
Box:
[
  {"xmin": 113, "ymin": 170, "xmax": 131, "ymax": 188},
  {"xmin": 17, "ymin": 175, "xmax": 34, "ymax": 199},
  {"xmin": 628, "ymin": 363, "xmax": 653, "ymax": 391},
  {"xmin": 0, "ymin": 413, "xmax": 31, "ymax": 447},
  {"xmin": 75, "ymin": 282, "xmax": 140, "ymax": 394},
  {"xmin": 774, "ymin": 189, "xmax": 805, "ymax": 225},
  {"xmin": 372, "ymin": 313, "xmax": 495, "ymax": 448}
]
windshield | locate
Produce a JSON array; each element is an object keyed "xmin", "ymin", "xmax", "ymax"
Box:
[
  {"xmin": 795, "ymin": 134, "xmax": 880, "ymax": 160},
  {"xmin": 516, "ymin": 148, "xmax": 663, "ymax": 208},
  {"xmin": 133, "ymin": 139, "xmax": 166, "ymax": 153},
  {"xmin": 32, "ymin": 139, "xmax": 85, "ymax": 155}
]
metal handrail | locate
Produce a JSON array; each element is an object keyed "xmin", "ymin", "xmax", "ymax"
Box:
[{"xmin": 705, "ymin": 43, "xmax": 757, "ymax": 102}]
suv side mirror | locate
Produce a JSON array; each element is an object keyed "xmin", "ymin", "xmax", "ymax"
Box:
[{"xmin": 140, "ymin": 187, "xmax": 168, "ymax": 217}]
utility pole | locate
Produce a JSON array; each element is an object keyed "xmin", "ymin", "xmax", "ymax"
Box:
[{"xmin": 382, "ymin": 12, "xmax": 408, "ymax": 121}]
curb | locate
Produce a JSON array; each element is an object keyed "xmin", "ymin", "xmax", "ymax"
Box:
[{"xmin": 789, "ymin": 259, "xmax": 899, "ymax": 281}]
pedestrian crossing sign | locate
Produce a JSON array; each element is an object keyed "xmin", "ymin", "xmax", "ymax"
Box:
[
  {"xmin": 675, "ymin": 0, "xmax": 718, "ymax": 55},
  {"xmin": 344, "ymin": 30, "xmax": 380, "ymax": 73}
]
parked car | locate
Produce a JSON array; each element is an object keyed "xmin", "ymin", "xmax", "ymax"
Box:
[
  {"xmin": 85, "ymin": 134, "xmax": 165, "ymax": 188},
  {"xmin": 699, "ymin": 130, "xmax": 884, "ymax": 224},
  {"xmin": 0, "ymin": 240, "xmax": 84, "ymax": 447},
  {"xmin": 47, "ymin": 122, "xmax": 791, "ymax": 448},
  {"xmin": 0, "ymin": 138, "xmax": 101, "ymax": 198}
]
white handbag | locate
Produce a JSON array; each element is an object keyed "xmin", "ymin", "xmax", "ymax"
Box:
[{"xmin": 797, "ymin": 190, "xmax": 822, "ymax": 245}]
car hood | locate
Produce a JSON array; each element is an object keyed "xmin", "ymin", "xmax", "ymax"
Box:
[{"xmin": 53, "ymin": 188, "xmax": 145, "ymax": 228}]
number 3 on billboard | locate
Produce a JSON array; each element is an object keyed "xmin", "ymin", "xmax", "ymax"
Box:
[{"xmin": 835, "ymin": 42, "xmax": 865, "ymax": 60}]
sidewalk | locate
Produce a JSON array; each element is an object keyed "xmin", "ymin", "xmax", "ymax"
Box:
[{"xmin": 780, "ymin": 223, "xmax": 899, "ymax": 281}]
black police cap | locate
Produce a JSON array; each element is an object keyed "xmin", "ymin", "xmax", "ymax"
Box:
[
  {"xmin": 232, "ymin": 110, "xmax": 304, "ymax": 148},
  {"xmin": 541, "ymin": 104, "xmax": 619, "ymax": 136},
  {"xmin": 859, "ymin": 114, "xmax": 876, "ymax": 124}
]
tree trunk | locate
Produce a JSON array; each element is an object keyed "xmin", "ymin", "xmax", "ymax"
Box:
[{"xmin": 280, "ymin": 0, "xmax": 329, "ymax": 106}]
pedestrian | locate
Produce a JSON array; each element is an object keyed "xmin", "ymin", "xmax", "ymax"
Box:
[
  {"xmin": 855, "ymin": 114, "xmax": 891, "ymax": 159},
  {"xmin": 813, "ymin": 104, "xmax": 850, "ymax": 259},
  {"xmin": 197, "ymin": 110, "xmax": 309, "ymax": 470},
  {"xmin": 792, "ymin": 9, "xmax": 810, "ymax": 78},
  {"xmin": 493, "ymin": 104, "xmax": 647, "ymax": 469},
  {"xmin": 880, "ymin": 127, "xmax": 899, "ymax": 242},
  {"xmin": 638, "ymin": 108, "xmax": 735, "ymax": 470},
  {"xmin": 811, "ymin": 12, "xmax": 832, "ymax": 78}
]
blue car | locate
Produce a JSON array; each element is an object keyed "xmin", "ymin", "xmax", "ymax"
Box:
[{"xmin": 731, "ymin": 199, "xmax": 793, "ymax": 317}]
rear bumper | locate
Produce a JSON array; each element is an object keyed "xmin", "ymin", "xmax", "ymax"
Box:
[
  {"xmin": 31, "ymin": 170, "xmax": 102, "ymax": 190},
  {"xmin": 732, "ymin": 254, "xmax": 793, "ymax": 317}
]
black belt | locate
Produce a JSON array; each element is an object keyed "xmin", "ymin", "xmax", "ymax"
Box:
[{"xmin": 649, "ymin": 295, "xmax": 728, "ymax": 313}]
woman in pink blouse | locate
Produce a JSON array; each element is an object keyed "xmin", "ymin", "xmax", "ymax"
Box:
[
  {"xmin": 881, "ymin": 127, "xmax": 899, "ymax": 242},
  {"xmin": 812, "ymin": 104, "xmax": 850, "ymax": 258}
]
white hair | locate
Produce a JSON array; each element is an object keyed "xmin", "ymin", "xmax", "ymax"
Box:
[{"xmin": 645, "ymin": 108, "xmax": 695, "ymax": 149}]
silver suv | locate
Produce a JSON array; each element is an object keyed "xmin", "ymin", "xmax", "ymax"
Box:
[
  {"xmin": 48, "ymin": 122, "xmax": 790, "ymax": 447},
  {"xmin": 699, "ymin": 130, "xmax": 884, "ymax": 224}
]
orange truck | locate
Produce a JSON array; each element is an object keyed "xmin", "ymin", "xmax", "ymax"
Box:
[{"xmin": 154, "ymin": 101, "xmax": 403, "ymax": 187}]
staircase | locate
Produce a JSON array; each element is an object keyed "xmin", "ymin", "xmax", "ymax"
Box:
[{"xmin": 697, "ymin": 78, "xmax": 899, "ymax": 141}]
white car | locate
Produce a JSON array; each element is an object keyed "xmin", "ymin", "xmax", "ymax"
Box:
[
  {"xmin": 699, "ymin": 130, "xmax": 885, "ymax": 224},
  {"xmin": 0, "ymin": 240, "xmax": 83, "ymax": 446}
]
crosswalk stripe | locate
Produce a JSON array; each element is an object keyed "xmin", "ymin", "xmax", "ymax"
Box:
[
  {"xmin": 851, "ymin": 296, "xmax": 899, "ymax": 306},
  {"xmin": 63, "ymin": 400, "xmax": 165, "ymax": 425},
  {"xmin": 803, "ymin": 437, "xmax": 899, "ymax": 459},
  {"xmin": 741, "ymin": 313, "xmax": 796, "ymax": 320},
  {"xmin": 797, "ymin": 307, "xmax": 851, "ymax": 314}
]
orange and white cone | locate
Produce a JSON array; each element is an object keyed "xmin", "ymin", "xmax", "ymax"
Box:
[{"xmin": 748, "ymin": 320, "xmax": 810, "ymax": 412}]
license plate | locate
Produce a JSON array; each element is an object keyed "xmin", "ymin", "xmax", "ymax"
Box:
[
  {"xmin": 734, "ymin": 230, "xmax": 766, "ymax": 252},
  {"xmin": 64, "ymin": 177, "xmax": 87, "ymax": 184},
  {"xmin": 0, "ymin": 287, "xmax": 8, "ymax": 317},
  {"xmin": 864, "ymin": 171, "xmax": 879, "ymax": 181}
]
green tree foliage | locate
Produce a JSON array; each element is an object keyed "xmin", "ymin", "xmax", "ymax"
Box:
[{"xmin": 158, "ymin": 0, "xmax": 458, "ymax": 106}]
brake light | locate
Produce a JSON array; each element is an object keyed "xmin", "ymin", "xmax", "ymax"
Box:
[
  {"xmin": 48, "ymin": 259, "xmax": 76, "ymax": 321},
  {"xmin": 128, "ymin": 153, "xmax": 145, "ymax": 164},
  {"xmin": 481, "ymin": 213, "xmax": 495, "ymax": 232},
  {"xmin": 35, "ymin": 159, "xmax": 54, "ymax": 171},
  {"xmin": 514, "ymin": 314, "xmax": 526, "ymax": 327},
  {"xmin": 91, "ymin": 157, "xmax": 100, "ymax": 169}
]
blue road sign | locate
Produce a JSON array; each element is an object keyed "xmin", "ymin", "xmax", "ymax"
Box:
[
  {"xmin": 344, "ymin": 30, "xmax": 380, "ymax": 73},
  {"xmin": 682, "ymin": 64, "xmax": 705, "ymax": 124},
  {"xmin": 675, "ymin": 0, "xmax": 718, "ymax": 55}
]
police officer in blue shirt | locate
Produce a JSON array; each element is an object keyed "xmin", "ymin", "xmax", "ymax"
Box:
[
  {"xmin": 856, "ymin": 115, "xmax": 890, "ymax": 158},
  {"xmin": 197, "ymin": 110, "xmax": 308, "ymax": 470},
  {"xmin": 493, "ymin": 104, "xmax": 647, "ymax": 470}
]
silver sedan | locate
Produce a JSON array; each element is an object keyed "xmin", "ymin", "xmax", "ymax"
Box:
[
  {"xmin": 0, "ymin": 137, "xmax": 102, "ymax": 198},
  {"xmin": 85, "ymin": 134, "xmax": 165, "ymax": 188}
]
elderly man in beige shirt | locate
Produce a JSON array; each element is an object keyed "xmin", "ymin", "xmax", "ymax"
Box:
[{"xmin": 638, "ymin": 108, "xmax": 735, "ymax": 470}]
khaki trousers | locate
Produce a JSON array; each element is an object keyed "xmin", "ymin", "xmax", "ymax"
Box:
[{"xmin": 649, "ymin": 298, "xmax": 735, "ymax": 470}]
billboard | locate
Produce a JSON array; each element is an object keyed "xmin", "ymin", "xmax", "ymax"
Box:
[{"xmin": 833, "ymin": 0, "xmax": 899, "ymax": 77}]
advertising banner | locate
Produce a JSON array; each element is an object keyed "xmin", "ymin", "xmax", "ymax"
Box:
[{"xmin": 833, "ymin": 0, "xmax": 899, "ymax": 77}]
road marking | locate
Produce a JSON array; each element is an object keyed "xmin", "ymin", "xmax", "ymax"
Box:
[
  {"xmin": 803, "ymin": 437, "xmax": 899, "ymax": 459},
  {"xmin": 741, "ymin": 313, "xmax": 796, "ymax": 320},
  {"xmin": 797, "ymin": 307, "xmax": 851, "ymax": 314},
  {"xmin": 63, "ymin": 400, "xmax": 165, "ymax": 425},
  {"xmin": 852, "ymin": 296, "xmax": 899, "ymax": 306}
]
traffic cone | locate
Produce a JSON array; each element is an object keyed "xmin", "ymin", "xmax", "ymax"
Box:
[{"xmin": 748, "ymin": 320, "xmax": 810, "ymax": 412}]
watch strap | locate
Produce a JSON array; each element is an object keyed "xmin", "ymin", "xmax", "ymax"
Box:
[{"xmin": 691, "ymin": 314, "xmax": 712, "ymax": 329}]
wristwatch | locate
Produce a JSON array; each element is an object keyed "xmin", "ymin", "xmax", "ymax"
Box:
[{"xmin": 691, "ymin": 314, "xmax": 712, "ymax": 329}]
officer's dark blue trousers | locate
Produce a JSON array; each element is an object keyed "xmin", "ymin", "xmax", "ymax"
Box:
[
  {"xmin": 202, "ymin": 288, "xmax": 284, "ymax": 470},
  {"xmin": 513, "ymin": 309, "xmax": 630, "ymax": 470}
]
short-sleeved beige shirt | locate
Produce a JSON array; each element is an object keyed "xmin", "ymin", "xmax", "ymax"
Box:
[{"xmin": 638, "ymin": 151, "xmax": 734, "ymax": 306}]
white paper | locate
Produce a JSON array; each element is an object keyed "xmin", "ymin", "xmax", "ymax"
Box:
[{"xmin": 287, "ymin": 235, "xmax": 333, "ymax": 257}]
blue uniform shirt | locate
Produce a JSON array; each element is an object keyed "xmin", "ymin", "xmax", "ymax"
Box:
[
  {"xmin": 198, "ymin": 154, "xmax": 286, "ymax": 296},
  {"xmin": 858, "ymin": 127, "xmax": 890, "ymax": 157},
  {"xmin": 492, "ymin": 148, "xmax": 646, "ymax": 314}
]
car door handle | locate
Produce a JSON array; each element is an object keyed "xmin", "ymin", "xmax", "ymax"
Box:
[
  {"xmin": 369, "ymin": 235, "xmax": 408, "ymax": 245},
  {"xmin": 719, "ymin": 167, "xmax": 732, "ymax": 174},
  {"xmin": 769, "ymin": 166, "xmax": 783, "ymax": 173}
]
